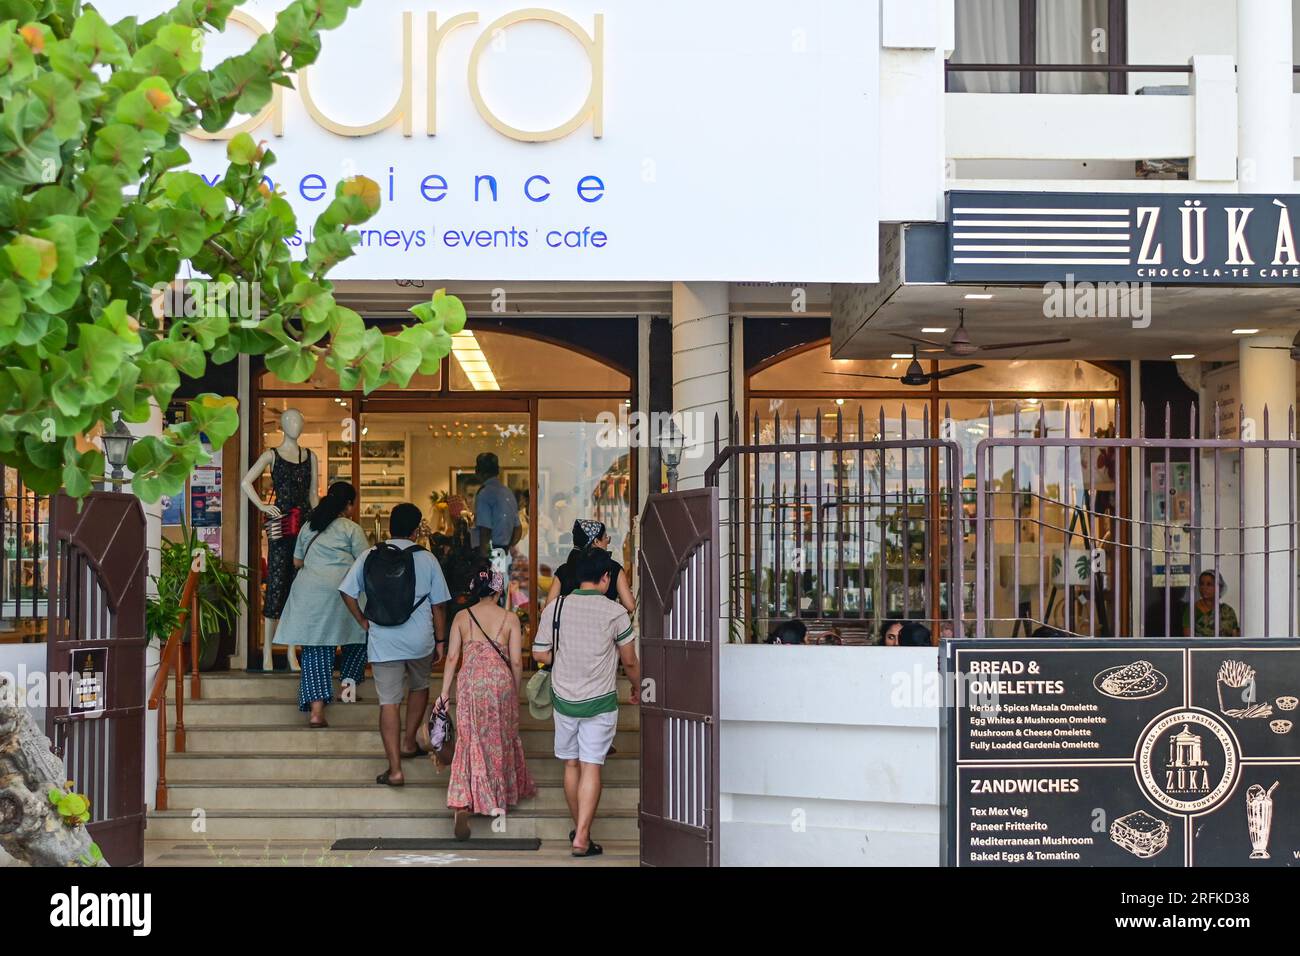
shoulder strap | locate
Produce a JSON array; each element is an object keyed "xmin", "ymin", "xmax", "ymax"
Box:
[
  {"xmin": 466, "ymin": 608, "xmax": 512, "ymax": 671},
  {"xmin": 550, "ymin": 594, "xmax": 565, "ymax": 664}
]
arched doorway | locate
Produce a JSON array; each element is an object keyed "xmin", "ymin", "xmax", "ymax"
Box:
[
  {"xmin": 251, "ymin": 326, "xmax": 635, "ymax": 660},
  {"xmin": 746, "ymin": 339, "xmax": 1127, "ymax": 638}
]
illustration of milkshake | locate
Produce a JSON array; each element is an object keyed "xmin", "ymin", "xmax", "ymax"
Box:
[{"xmin": 1246, "ymin": 782, "xmax": 1279, "ymax": 860}]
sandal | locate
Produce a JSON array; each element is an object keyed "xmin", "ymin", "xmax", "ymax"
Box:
[
  {"xmin": 376, "ymin": 771, "xmax": 405, "ymax": 787},
  {"xmin": 454, "ymin": 809, "xmax": 471, "ymax": 842},
  {"xmin": 572, "ymin": 841, "xmax": 603, "ymax": 858},
  {"xmin": 308, "ymin": 718, "xmax": 328, "ymax": 729},
  {"xmin": 400, "ymin": 745, "xmax": 428, "ymax": 759}
]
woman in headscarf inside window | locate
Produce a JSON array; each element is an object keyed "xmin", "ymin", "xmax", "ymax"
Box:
[{"xmin": 545, "ymin": 519, "xmax": 636, "ymax": 615}]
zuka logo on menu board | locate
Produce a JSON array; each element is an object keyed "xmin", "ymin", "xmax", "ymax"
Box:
[
  {"xmin": 947, "ymin": 191, "xmax": 1300, "ymax": 285},
  {"xmin": 942, "ymin": 641, "xmax": 1300, "ymax": 867}
]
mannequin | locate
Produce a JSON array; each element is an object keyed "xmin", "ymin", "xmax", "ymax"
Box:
[{"xmin": 241, "ymin": 409, "xmax": 320, "ymax": 672}]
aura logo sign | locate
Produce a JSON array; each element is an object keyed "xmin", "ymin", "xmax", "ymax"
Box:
[
  {"xmin": 1136, "ymin": 709, "xmax": 1240, "ymax": 815},
  {"xmin": 193, "ymin": 8, "xmax": 604, "ymax": 143}
]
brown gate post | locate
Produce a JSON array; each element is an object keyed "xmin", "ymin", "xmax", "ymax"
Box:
[
  {"xmin": 637, "ymin": 488, "xmax": 721, "ymax": 866},
  {"xmin": 46, "ymin": 492, "xmax": 148, "ymax": 867}
]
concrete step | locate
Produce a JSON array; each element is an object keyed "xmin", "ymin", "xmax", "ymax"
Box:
[
  {"xmin": 180, "ymin": 698, "xmax": 640, "ymax": 731},
  {"xmin": 194, "ymin": 672, "xmax": 633, "ymax": 702},
  {"xmin": 172, "ymin": 726, "xmax": 641, "ymax": 755},
  {"xmin": 164, "ymin": 752, "xmax": 640, "ymax": 784},
  {"xmin": 163, "ymin": 779, "xmax": 639, "ymax": 813},
  {"xmin": 146, "ymin": 808, "xmax": 639, "ymax": 842}
]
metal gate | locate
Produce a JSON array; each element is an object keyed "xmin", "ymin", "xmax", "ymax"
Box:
[
  {"xmin": 637, "ymin": 488, "xmax": 720, "ymax": 867},
  {"xmin": 46, "ymin": 492, "xmax": 148, "ymax": 867}
]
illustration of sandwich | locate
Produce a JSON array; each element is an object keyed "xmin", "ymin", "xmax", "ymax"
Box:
[
  {"xmin": 1110, "ymin": 810, "xmax": 1171, "ymax": 859},
  {"xmin": 1094, "ymin": 660, "xmax": 1168, "ymax": 700}
]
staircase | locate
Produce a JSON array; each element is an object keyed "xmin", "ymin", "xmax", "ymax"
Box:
[{"xmin": 147, "ymin": 672, "xmax": 640, "ymax": 845}]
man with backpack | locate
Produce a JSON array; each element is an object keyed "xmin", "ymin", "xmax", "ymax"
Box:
[{"xmin": 339, "ymin": 503, "xmax": 450, "ymax": 787}]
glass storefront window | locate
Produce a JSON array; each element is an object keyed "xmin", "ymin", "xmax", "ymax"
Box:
[
  {"xmin": 537, "ymin": 399, "xmax": 633, "ymax": 606},
  {"xmin": 258, "ymin": 397, "xmax": 349, "ymax": 503},
  {"xmin": 750, "ymin": 347, "xmax": 915, "ymax": 392},
  {"xmin": 937, "ymin": 359, "xmax": 1118, "ymax": 392},
  {"xmin": 450, "ymin": 331, "xmax": 630, "ymax": 392},
  {"xmin": 1, "ymin": 469, "xmax": 49, "ymax": 628},
  {"xmin": 746, "ymin": 341, "xmax": 1122, "ymax": 640}
]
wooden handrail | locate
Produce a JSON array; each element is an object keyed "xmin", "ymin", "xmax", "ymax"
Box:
[{"xmin": 148, "ymin": 568, "xmax": 200, "ymax": 812}]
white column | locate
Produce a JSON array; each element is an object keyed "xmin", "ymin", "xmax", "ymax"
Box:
[
  {"xmin": 672, "ymin": 282, "xmax": 731, "ymax": 637},
  {"xmin": 121, "ymin": 402, "xmax": 165, "ymax": 596},
  {"xmin": 671, "ymin": 283, "xmax": 729, "ymax": 490},
  {"xmin": 1239, "ymin": 337, "xmax": 1296, "ymax": 636},
  {"xmin": 1237, "ymin": 0, "xmax": 1294, "ymax": 191}
]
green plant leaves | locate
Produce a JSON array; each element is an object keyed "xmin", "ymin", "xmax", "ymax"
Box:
[
  {"xmin": 0, "ymin": 1, "xmax": 464, "ymax": 503},
  {"xmin": 5, "ymin": 234, "xmax": 56, "ymax": 281}
]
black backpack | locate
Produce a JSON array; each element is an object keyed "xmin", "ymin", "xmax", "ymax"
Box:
[{"xmin": 361, "ymin": 543, "xmax": 429, "ymax": 626}]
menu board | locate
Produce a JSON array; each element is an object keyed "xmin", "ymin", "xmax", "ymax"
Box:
[{"xmin": 942, "ymin": 640, "xmax": 1300, "ymax": 867}]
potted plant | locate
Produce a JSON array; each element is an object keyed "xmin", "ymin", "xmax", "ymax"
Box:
[{"xmin": 147, "ymin": 526, "xmax": 248, "ymax": 672}]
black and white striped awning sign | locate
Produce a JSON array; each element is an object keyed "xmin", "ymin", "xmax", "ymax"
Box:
[{"xmin": 947, "ymin": 191, "xmax": 1300, "ymax": 284}]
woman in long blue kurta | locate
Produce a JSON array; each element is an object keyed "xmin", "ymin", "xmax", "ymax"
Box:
[{"xmin": 275, "ymin": 482, "xmax": 369, "ymax": 725}]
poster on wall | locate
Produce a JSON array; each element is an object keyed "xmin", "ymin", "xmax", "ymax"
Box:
[
  {"xmin": 190, "ymin": 467, "xmax": 222, "ymax": 529},
  {"xmin": 69, "ymin": 647, "xmax": 108, "ymax": 718},
  {"xmin": 159, "ymin": 492, "xmax": 184, "ymax": 527},
  {"xmin": 942, "ymin": 639, "xmax": 1300, "ymax": 867},
  {"xmin": 197, "ymin": 526, "xmax": 222, "ymax": 556},
  {"xmin": 1150, "ymin": 462, "xmax": 1191, "ymax": 587}
]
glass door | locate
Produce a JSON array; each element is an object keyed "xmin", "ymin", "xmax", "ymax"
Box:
[{"xmin": 360, "ymin": 406, "xmax": 531, "ymax": 618}]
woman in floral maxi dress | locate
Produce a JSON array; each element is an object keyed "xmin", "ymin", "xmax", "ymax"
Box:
[{"xmin": 436, "ymin": 561, "xmax": 537, "ymax": 840}]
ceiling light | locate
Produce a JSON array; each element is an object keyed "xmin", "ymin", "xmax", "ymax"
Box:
[
  {"xmin": 891, "ymin": 353, "xmax": 911, "ymax": 359},
  {"xmin": 835, "ymin": 398, "xmax": 845, "ymax": 406},
  {"xmin": 964, "ymin": 294, "xmax": 993, "ymax": 300},
  {"xmin": 1171, "ymin": 353, "xmax": 1196, "ymax": 360},
  {"xmin": 921, "ymin": 327, "xmax": 947, "ymax": 334},
  {"xmin": 1232, "ymin": 329, "xmax": 1258, "ymax": 335}
]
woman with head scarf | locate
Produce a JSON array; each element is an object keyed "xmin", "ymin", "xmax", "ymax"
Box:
[
  {"xmin": 435, "ymin": 559, "xmax": 538, "ymax": 840},
  {"xmin": 545, "ymin": 519, "xmax": 636, "ymax": 614},
  {"xmin": 275, "ymin": 481, "xmax": 370, "ymax": 727}
]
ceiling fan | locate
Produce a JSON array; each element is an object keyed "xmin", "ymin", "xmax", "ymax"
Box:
[
  {"xmin": 823, "ymin": 346, "xmax": 983, "ymax": 387},
  {"xmin": 1250, "ymin": 332, "xmax": 1300, "ymax": 361},
  {"xmin": 890, "ymin": 308, "xmax": 1070, "ymax": 357}
]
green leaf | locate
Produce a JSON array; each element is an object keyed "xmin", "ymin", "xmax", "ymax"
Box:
[
  {"xmin": 264, "ymin": 344, "xmax": 316, "ymax": 383},
  {"xmin": 433, "ymin": 291, "xmax": 467, "ymax": 335},
  {"xmin": 381, "ymin": 334, "xmax": 421, "ymax": 388},
  {"xmin": 226, "ymin": 131, "xmax": 259, "ymax": 166},
  {"xmin": 75, "ymin": 166, "xmax": 126, "ymax": 232},
  {"xmin": 327, "ymin": 305, "xmax": 366, "ymax": 348},
  {"xmin": 93, "ymin": 125, "xmax": 147, "ymax": 171},
  {"xmin": 114, "ymin": 76, "xmax": 181, "ymax": 134},
  {"xmin": 70, "ymin": 7, "xmax": 130, "ymax": 66},
  {"xmin": 5, "ymin": 234, "xmax": 57, "ymax": 282}
]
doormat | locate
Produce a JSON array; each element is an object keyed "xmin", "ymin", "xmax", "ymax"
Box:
[{"xmin": 330, "ymin": 838, "xmax": 541, "ymax": 852}]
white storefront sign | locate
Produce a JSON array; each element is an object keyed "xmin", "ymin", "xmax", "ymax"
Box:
[{"xmin": 107, "ymin": 1, "xmax": 881, "ymax": 283}]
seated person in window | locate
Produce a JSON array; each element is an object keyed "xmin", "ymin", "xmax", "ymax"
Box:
[
  {"xmin": 1182, "ymin": 571, "xmax": 1240, "ymax": 638},
  {"xmin": 765, "ymin": 620, "xmax": 807, "ymax": 645}
]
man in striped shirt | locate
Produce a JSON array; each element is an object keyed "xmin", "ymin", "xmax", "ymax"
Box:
[{"xmin": 533, "ymin": 548, "xmax": 640, "ymax": 858}]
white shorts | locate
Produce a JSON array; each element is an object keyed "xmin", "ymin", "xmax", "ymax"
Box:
[{"xmin": 553, "ymin": 710, "xmax": 618, "ymax": 765}]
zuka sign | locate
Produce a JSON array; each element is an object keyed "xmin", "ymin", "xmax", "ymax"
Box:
[
  {"xmin": 102, "ymin": 1, "xmax": 881, "ymax": 283},
  {"xmin": 941, "ymin": 640, "xmax": 1300, "ymax": 867},
  {"xmin": 947, "ymin": 191, "xmax": 1300, "ymax": 285}
]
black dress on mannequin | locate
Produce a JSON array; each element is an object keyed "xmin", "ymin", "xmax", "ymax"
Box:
[{"xmin": 262, "ymin": 449, "xmax": 312, "ymax": 620}]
